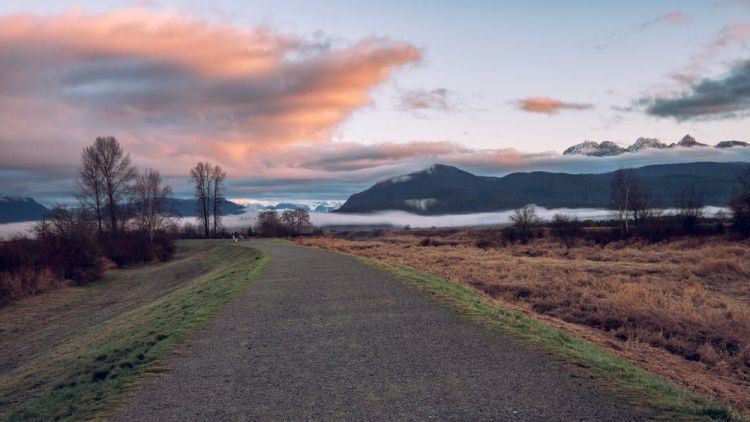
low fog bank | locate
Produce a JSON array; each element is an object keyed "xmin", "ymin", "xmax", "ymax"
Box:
[{"xmin": 0, "ymin": 206, "xmax": 729, "ymax": 238}]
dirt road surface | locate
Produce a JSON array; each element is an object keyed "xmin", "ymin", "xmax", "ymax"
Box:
[{"xmin": 118, "ymin": 240, "xmax": 652, "ymax": 421}]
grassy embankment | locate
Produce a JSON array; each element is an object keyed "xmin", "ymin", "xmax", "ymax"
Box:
[
  {"xmin": 297, "ymin": 232, "xmax": 749, "ymax": 421},
  {"xmin": 0, "ymin": 240, "xmax": 267, "ymax": 421}
]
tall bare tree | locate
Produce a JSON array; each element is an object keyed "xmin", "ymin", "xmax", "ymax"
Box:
[
  {"xmin": 190, "ymin": 162, "xmax": 211, "ymax": 237},
  {"xmin": 611, "ymin": 169, "xmax": 632, "ymax": 233},
  {"xmin": 133, "ymin": 169, "xmax": 172, "ymax": 243},
  {"xmin": 75, "ymin": 145, "xmax": 105, "ymax": 234},
  {"xmin": 209, "ymin": 164, "xmax": 226, "ymax": 237},
  {"xmin": 611, "ymin": 169, "xmax": 652, "ymax": 233},
  {"xmin": 77, "ymin": 137, "xmax": 136, "ymax": 234}
]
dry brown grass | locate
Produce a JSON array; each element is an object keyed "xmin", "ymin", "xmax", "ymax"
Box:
[
  {"xmin": 0, "ymin": 268, "xmax": 68, "ymax": 304},
  {"xmin": 296, "ymin": 230, "xmax": 750, "ymax": 413}
]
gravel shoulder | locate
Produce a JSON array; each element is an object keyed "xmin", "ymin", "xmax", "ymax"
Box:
[{"xmin": 117, "ymin": 239, "xmax": 653, "ymax": 421}]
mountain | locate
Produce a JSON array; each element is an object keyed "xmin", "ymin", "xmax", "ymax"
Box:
[
  {"xmin": 563, "ymin": 141, "xmax": 626, "ymax": 156},
  {"xmin": 336, "ymin": 162, "xmax": 750, "ymax": 215},
  {"xmin": 314, "ymin": 203, "xmax": 339, "ymax": 212},
  {"xmin": 626, "ymin": 137, "xmax": 666, "ymax": 152},
  {"xmin": 163, "ymin": 198, "xmax": 245, "ymax": 217},
  {"xmin": 229, "ymin": 200, "xmax": 341, "ymax": 213},
  {"xmin": 272, "ymin": 203, "xmax": 311, "ymax": 211},
  {"xmin": 716, "ymin": 140, "xmax": 750, "ymax": 148},
  {"xmin": 0, "ymin": 196, "xmax": 49, "ymax": 223},
  {"xmin": 674, "ymin": 134, "xmax": 707, "ymax": 148},
  {"xmin": 564, "ymin": 134, "xmax": 743, "ymax": 156}
]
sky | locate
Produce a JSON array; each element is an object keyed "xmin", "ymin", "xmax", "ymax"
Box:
[{"xmin": 0, "ymin": 0, "xmax": 749, "ymax": 205}]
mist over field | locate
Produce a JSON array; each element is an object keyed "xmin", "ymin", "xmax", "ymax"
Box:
[{"xmin": 0, "ymin": 206, "xmax": 729, "ymax": 238}]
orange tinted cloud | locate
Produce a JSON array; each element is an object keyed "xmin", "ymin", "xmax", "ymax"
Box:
[
  {"xmin": 0, "ymin": 8, "xmax": 421, "ymax": 176},
  {"xmin": 515, "ymin": 97, "xmax": 593, "ymax": 114}
]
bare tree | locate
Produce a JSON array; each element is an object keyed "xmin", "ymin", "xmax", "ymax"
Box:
[
  {"xmin": 510, "ymin": 205, "xmax": 540, "ymax": 242},
  {"xmin": 628, "ymin": 181, "xmax": 650, "ymax": 227},
  {"xmin": 75, "ymin": 145, "xmax": 105, "ymax": 234},
  {"xmin": 255, "ymin": 210, "xmax": 282, "ymax": 237},
  {"xmin": 209, "ymin": 165, "xmax": 226, "ymax": 237},
  {"xmin": 190, "ymin": 162, "xmax": 211, "ymax": 237},
  {"xmin": 133, "ymin": 169, "xmax": 172, "ymax": 243},
  {"xmin": 611, "ymin": 169, "xmax": 632, "ymax": 233},
  {"xmin": 281, "ymin": 208, "xmax": 313, "ymax": 235},
  {"xmin": 677, "ymin": 184, "xmax": 703, "ymax": 233},
  {"xmin": 610, "ymin": 169, "xmax": 649, "ymax": 234},
  {"xmin": 86, "ymin": 137, "xmax": 137, "ymax": 234}
]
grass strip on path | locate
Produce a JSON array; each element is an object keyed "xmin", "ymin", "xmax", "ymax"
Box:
[
  {"xmin": 0, "ymin": 242, "xmax": 268, "ymax": 421},
  {"xmin": 363, "ymin": 258, "xmax": 744, "ymax": 422}
]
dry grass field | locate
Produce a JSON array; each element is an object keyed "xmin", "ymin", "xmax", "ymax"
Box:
[{"xmin": 296, "ymin": 229, "xmax": 750, "ymax": 414}]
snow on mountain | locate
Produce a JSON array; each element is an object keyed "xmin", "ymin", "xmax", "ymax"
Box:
[
  {"xmin": 626, "ymin": 137, "xmax": 666, "ymax": 152},
  {"xmin": 229, "ymin": 199, "xmax": 343, "ymax": 213},
  {"xmin": 563, "ymin": 140, "xmax": 626, "ymax": 156},
  {"xmin": 564, "ymin": 134, "xmax": 743, "ymax": 156},
  {"xmin": 674, "ymin": 134, "xmax": 707, "ymax": 148}
]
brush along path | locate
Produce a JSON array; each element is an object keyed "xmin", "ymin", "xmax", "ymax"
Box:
[{"xmin": 118, "ymin": 240, "xmax": 655, "ymax": 421}]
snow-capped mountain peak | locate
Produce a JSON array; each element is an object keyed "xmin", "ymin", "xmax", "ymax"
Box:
[
  {"xmin": 626, "ymin": 137, "xmax": 665, "ymax": 152},
  {"xmin": 563, "ymin": 140, "xmax": 626, "ymax": 156}
]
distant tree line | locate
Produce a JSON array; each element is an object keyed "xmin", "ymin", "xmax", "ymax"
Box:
[
  {"xmin": 253, "ymin": 208, "xmax": 314, "ymax": 237},
  {"xmin": 473, "ymin": 167, "xmax": 750, "ymax": 248}
]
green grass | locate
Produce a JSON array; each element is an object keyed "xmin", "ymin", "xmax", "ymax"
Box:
[
  {"xmin": 364, "ymin": 258, "xmax": 745, "ymax": 422},
  {"xmin": 0, "ymin": 241, "xmax": 268, "ymax": 421}
]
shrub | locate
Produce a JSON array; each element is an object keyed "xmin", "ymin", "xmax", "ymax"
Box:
[
  {"xmin": 280, "ymin": 209, "xmax": 313, "ymax": 236},
  {"xmin": 549, "ymin": 214, "xmax": 582, "ymax": 249},
  {"xmin": 255, "ymin": 210, "xmax": 283, "ymax": 237},
  {"xmin": 33, "ymin": 207, "xmax": 103, "ymax": 284},
  {"xmin": 100, "ymin": 230, "xmax": 175, "ymax": 266},
  {"xmin": 509, "ymin": 205, "xmax": 540, "ymax": 243},
  {"xmin": 730, "ymin": 169, "xmax": 750, "ymax": 237}
]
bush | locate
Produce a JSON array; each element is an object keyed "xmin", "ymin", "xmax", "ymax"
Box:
[
  {"xmin": 33, "ymin": 208, "xmax": 103, "ymax": 284},
  {"xmin": 549, "ymin": 214, "xmax": 582, "ymax": 249},
  {"xmin": 0, "ymin": 207, "xmax": 105, "ymax": 303},
  {"xmin": 730, "ymin": 170, "xmax": 750, "ymax": 237},
  {"xmin": 509, "ymin": 205, "xmax": 540, "ymax": 243},
  {"xmin": 100, "ymin": 230, "xmax": 175, "ymax": 266},
  {"xmin": 255, "ymin": 210, "xmax": 283, "ymax": 237}
]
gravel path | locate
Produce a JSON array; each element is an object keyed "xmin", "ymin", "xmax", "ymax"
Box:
[{"xmin": 118, "ymin": 240, "xmax": 652, "ymax": 421}]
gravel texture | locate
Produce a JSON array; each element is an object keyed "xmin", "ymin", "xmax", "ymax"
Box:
[{"xmin": 117, "ymin": 240, "xmax": 652, "ymax": 421}]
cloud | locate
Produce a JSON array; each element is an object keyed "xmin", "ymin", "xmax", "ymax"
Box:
[
  {"xmin": 0, "ymin": 8, "xmax": 420, "ymax": 176},
  {"xmin": 670, "ymin": 21, "xmax": 750, "ymax": 85},
  {"xmin": 644, "ymin": 57, "xmax": 750, "ymax": 119},
  {"xmin": 639, "ymin": 11, "xmax": 692, "ymax": 31},
  {"xmin": 515, "ymin": 97, "xmax": 593, "ymax": 114},
  {"xmin": 397, "ymin": 88, "xmax": 454, "ymax": 115}
]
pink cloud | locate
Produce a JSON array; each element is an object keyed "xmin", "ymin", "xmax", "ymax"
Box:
[
  {"xmin": 639, "ymin": 11, "xmax": 692, "ymax": 31},
  {"xmin": 671, "ymin": 21, "xmax": 750, "ymax": 85},
  {"xmin": 0, "ymin": 8, "xmax": 421, "ymax": 178},
  {"xmin": 515, "ymin": 97, "xmax": 593, "ymax": 114}
]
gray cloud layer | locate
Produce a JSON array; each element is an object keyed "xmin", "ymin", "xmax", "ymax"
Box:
[{"xmin": 646, "ymin": 58, "xmax": 750, "ymax": 119}]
